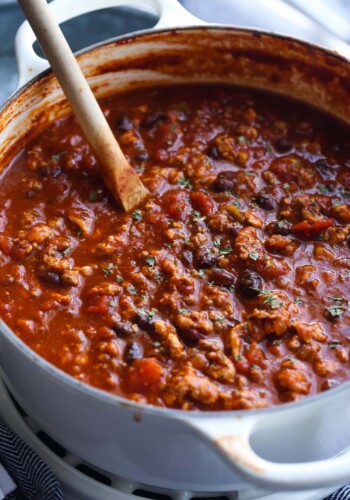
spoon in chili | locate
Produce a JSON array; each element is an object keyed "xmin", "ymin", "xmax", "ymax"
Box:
[{"xmin": 17, "ymin": 0, "xmax": 148, "ymax": 212}]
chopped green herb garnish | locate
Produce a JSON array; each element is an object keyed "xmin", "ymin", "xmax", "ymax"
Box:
[
  {"xmin": 198, "ymin": 269, "xmax": 205, "ymax": 277},
  {"xmin": 179, "ymin": 308, "xmax": 190, "ymax": 315},
  {"xmin": 89, "ymin": 190, "xmax": 98, "ymax": 202},
  {"xmin": 179, "ymin": 177, "xmax": 192, "ymax": 188},
  {"xmin": 128, "ymin": 284, "xmax": 137, "ymax": 295},
  {"xmin": 326, "ymin": 305, "xmax": 345, "ymax": 317},
  {"xmin": 272, "ymin": 339, "xmax": 282, "ymax": 345},
  {"xmin": 154, "ymin": 273, "xmax": 163, "ymax": 283},
  {"xmin": 219, "ymin": 247, "xmax": 232, "ymax": 255},
  {"xmin": 153, "ymin": 341, "xmax": 161, "ymax": 348},
  {"xmin": 328, "ymin": 296, "xmax": 347, "ymax": 302},
  {"xmin": 283, "ymin": 183, "xmax": 290, "ymax": 191},
  {"xmin": 249, "ymin": 252, "xmax": 259, "ymax": 261},
  {"xmin": 62, "ymin": 246, "xmax": 71, "ymax": 255},
  {"xmin": 259, "ymin": 289, "xmax": 284, "ymax": 309},
  {"xmin": 52, "ymin": 151, "xmax": 68, "ymax": 160},
  {"xmin": 77, "ymin": 229, "xmax": 83, "ymax": 238},
  {"xmin": 191, "ymin": 210, "xmax": 206, "ymax": 222},
  {"xmin": 289, "ymin": 356, "xmax": 297, "ymax": 363},
  {"xmin": 102, "ymin": 264, "xmax": 114, "ymax": 276},
  {"xmin": 145, "ymin": 256, "xmax": 156, "ymax": 267},
  {"xmin": 213, "ymin": 317, "xmax": 226, "ymax": 323},
  {"xmin": 132, "ymin": 209, "xmax": 142, "ymax": 221},
  {"xmin": 238, "ymin": 136, "xmax": 246, "ymax": 144},
  {"xmin": 117, "ymin": 275, "xmax": 123, "ymax": 283},
  {"xmin": 251, "ymin": 364, "xmax": 260, "ymax": 370},
  {"xmin": 318, "ymin": 184, "xmax": 329, "ymax": 194},
  {"xmin": 340, "ymin": 188, "xmax": 350, "ymax": 198},
  {"xmin": 235, "ymin": 354, "xmax": 242, "ymax": 361},
  {"xmin": 328, "ymin": 341, "xmax": 341, "ymax": 349},
  {"xmin": 266, "ymin": 143, "xmax": 272, "ymax": 153},
  {"xmin": 110, "ymin": 300, "xmax": 116, "ymax": 307},
  {"xmin": 294, "ymin": 298, "xmax": 306, "ymax": 305}
]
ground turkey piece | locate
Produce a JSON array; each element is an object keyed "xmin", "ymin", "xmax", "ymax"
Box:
[
  {"xmin": 163, "ymin": 366, "xmax": 220, "ymax": 407},
  {"xmin": 274, "ymin": 361, "xmax": 311, "ymax": 401}
]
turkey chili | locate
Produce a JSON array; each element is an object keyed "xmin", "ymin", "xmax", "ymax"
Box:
[{"xmin": 0, "ymin": 84, "xmax": 349, "ymax": 411}]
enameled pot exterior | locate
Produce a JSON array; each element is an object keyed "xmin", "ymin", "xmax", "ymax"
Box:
[{"xmin": 1, "ymin": 0, "xmax": 350, "ymax": 492}]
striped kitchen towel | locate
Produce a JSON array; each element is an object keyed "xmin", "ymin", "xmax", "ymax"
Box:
[
  {"xmin": 0, "ymin": 423, "xmax": 63, "ymax": 500},
  {"xmin": 326, "ymin": 487, "xmax": 350, "ymax": 500}
]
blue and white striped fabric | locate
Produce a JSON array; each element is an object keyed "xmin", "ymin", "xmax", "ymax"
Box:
[
  {"xmin": 326, "ymin": 487, "xmax": 350, "ymax": 500},
  {"xmin": 0, "ymin": 423, "xmax": 63, "ymax": 500}
]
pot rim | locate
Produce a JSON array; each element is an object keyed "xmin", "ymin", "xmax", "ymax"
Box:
[
  {"xmin": 2, "ymin": 23, "xmax": 350, "ymax": 421},
  {"xmin": 4, "ymin": 23, "xmax": 350, "ymax": 116}
]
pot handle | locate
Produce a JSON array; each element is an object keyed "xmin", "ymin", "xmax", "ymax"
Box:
[
  {"xmin": 15, "ymin": 0, "xmax": 204, "ymax": 88},
  {"xmin": 190, "ymin": 417, "xmax": 350, "ymax": 490}
]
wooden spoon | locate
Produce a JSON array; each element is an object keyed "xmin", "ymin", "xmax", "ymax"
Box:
[{"xmin": 18, "ymin": 0, "xmax": 148, "ymax": 212}]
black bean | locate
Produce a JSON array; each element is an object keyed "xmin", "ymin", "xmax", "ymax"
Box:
[
  {"xmin": 207, "ymin": 143, "xmax": 220, "ymax": 159},
  {"xmin": 211, "ymin": 268, "xmax": 236, "ymax": 287},
  {"xmin": 253, "ymin": 192, "xmax": 275, "ymax": 210},
  {"xmin": 182, "ymin": 250, "xmax": 193, "ymax": 265},
  {"xmin": 38, "ymin": 269, "xmax": 60, "ymax": 285},
  {"xmin": 38, "ymin": 163, "xmax": 61, "ymax": 178},
  {"xmin": 141, "ymin": 112, "xmax": 167, "ymax": 129},
  {"xmin": 196, "ymin": 249, "xmax": 218, "ymax": 268},
  {"xmin": 177, "ymin": 327, "xmax": 201, "ymax": 345},
  {"xmin": 237, "ymin": 269, "xmax": 263, "ymax": 298},
  {"xmin": 134, "ymin": 310, "xmax": 154, "ymax": 332},
  {"xmin": 126, "ymin": 342, "xmax": 143, "ymax": 363},
  {"xmin": 134, "ymin": 151, "xmax": 149, "ymax": 163},
  {"xmin": 265, "ymin": 220, "xmax": 291, "ymax": 236},
  {"xmin": 116, "ymin": 115, "xmax": 133, "ymax": 133},
  {"xmin": 274, "ymin": 138, "xmax": 292, "ymax": 153},
  {"xmin": 213, "ymin": 171, "xmax": 236, "ymax": 192},
  {"xmin": 230, "ymin": 223, "xmax": 242, "ymax": 240},
  {"xmin": 112, "ymin": 321, "xmax": 134, "ymax": 337}
]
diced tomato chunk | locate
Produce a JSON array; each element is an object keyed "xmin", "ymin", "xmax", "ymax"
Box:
[
  {"xmin": 291, "ymin": 219, "xmax": 334, "ymax": 239},
  {"xmin": 190, "ymin": 191, "xmax": 214, "ymax": 217},
  {"xmin": 128, "ymin": 358, "xmax": 164, "ymax": 392},
  {"xmin": 163, "ymin": 189, "xmax": 190, "ymax": 221},
  {"xmin": 86, "ymin": 295, "xmax": 111, "ymax": 315},
  {"xmin": 234, "ymin": 357, "xmax": 251, "ymax": 376},
  {"xmin": 0, "ymin": 236, "xmax": 13, "ymax": 255},
  {"xmin": 246, "ymin": 343, "xmax": 267, "ymax": 369}
]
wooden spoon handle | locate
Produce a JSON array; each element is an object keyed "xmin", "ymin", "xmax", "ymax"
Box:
[{"xmin": 18, "ymin": 0, "xmax": 148, "ymax": 211}]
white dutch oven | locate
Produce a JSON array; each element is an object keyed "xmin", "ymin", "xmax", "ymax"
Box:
[{"xmin": 1, "ymin": 0, "xmax": 350, "ymax": 492}]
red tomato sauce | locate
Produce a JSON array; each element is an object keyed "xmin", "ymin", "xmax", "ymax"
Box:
[{"xmin": 0, "ymin": 84, "xmax": 349, "ymax": 410}]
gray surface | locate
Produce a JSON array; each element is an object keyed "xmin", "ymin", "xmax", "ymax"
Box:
[{"xmin": 0, "ymin": 5, "xmax": 157, "ymax": 103}]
